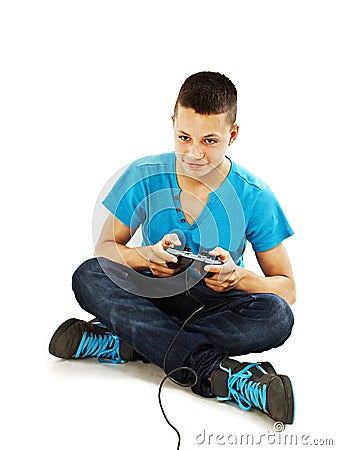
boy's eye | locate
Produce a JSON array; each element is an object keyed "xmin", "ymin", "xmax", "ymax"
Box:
[
  {"xmin": 178, "ymin": 135, "xmax": 191, "ymax": 142},
  {"xmin": 204, "ymin": 139, "xmax": 217, "ymax": 145}
]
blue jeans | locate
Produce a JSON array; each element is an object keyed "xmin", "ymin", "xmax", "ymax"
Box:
[{"xmin": 72, "ymin": 257, "xmax": 294, "ymax": 397}]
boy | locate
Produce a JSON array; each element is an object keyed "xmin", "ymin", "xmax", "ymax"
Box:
[{"xmin": 49, "ymin": 71, "xmax": 295, "ymax": 424}]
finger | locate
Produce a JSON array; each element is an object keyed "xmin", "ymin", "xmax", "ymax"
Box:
[
  {"xmin": 204, "ymin": 271, "xmax": 235, "ymax": 289},
  {"xmin": 204, "ymin": 277, "xmax": 223, "ymax": 291},
  {"xmin": 208, "ymin": 247, "xmax": 229, "ymax": 262},
  {"xmin": 161, "ymin": 233, "xmax": 182, "ymax": 248},
  {"xmin": 150, "ymin": 250, "xmax": 178, "ymax": 263},
  {"xmin": 217, "ymin": 268, "xmax": 236, "ymax": 284},
  {"xmin": 203, "ymin": 264, "xmax": 222, "ymax": 274},
  {"xmin": 150, "ymin": 262, "xmax": 178, "ymax": 277}
]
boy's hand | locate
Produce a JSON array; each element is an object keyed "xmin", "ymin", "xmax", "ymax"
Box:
[
  {"xmin": 144, "ymin": 233, "xmax": 182, "ymax": 278},
  {"xmin": 203, "ymin": 247, "xmax": 241, "ymax": 292}
]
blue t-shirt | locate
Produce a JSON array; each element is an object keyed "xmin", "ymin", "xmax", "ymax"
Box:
[{"xmin": 102, "ymin": 152, "xmax": 293, "ymax": 267}]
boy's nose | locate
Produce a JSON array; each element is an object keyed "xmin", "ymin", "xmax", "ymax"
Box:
[{"xmin": 188, "ymin": 144, "xmax": 205, "ymax": 159}]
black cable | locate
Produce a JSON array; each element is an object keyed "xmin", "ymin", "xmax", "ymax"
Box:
[
  {"xmin": 158, "ymin": 269, "xmax": 206, "ymax": 449},
  {"xmin": 158, "ymin": 367, "xmax": 194, "ymax": 450}
]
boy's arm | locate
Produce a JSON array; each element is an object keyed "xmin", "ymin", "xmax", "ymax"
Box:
[
  {"xmin": 94, "ymin": 213, "xmax": 148, "ymax": 270},
  {"xmin": 204, "ymin": 243, "xmax": 296, "ymax": 305},
  {"xmin": 94, "ymin": 213, "xmax": 179, "ymax": 275},
  {"xmin": 237, "ymin": 243, "xmax": 296, "ymax": 305}
]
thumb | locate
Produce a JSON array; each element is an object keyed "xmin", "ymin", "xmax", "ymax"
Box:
[
  {"xmin": 209, "ymin": 247, "xmax": 229, "ymax": 262},
  {"xmin": 164, "ymin": 233, "xmax": 182, "ymax": 247}
]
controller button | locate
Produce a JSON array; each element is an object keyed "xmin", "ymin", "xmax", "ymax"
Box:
[{"xmin": 181, "ymin": 218, "xmax": 186, "ymax": 223}]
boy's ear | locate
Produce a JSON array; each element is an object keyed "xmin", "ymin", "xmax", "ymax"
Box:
[
  {"xmin": 229, "ymin": 124, "xmax": 239, "ymax": 145},
  {"xmin": 171, "ymin": 114, "xmax": 175, "ymax": 126}
]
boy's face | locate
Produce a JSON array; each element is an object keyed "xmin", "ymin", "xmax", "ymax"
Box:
[{"xmin": 172, "ymin": 105, "xmax": 238, "ymax": 178}]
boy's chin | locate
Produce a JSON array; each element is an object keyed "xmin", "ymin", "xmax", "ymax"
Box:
[{"xmin": 184, "ymin": 165, "xmax": 210, "ymax": 177}]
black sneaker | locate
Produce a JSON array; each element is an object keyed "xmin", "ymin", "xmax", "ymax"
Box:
[
  {"xmin": 49, "ymin": 318, "xmax": 135, "ymax": 363},
  {"xmin": 210, "ymin": 358, "xmax": 294, "ymax": 425}
]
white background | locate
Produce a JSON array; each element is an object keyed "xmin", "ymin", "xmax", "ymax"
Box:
[{"xmin": 1, "ymin": 1, "xmax": 336, "ymax": 449}]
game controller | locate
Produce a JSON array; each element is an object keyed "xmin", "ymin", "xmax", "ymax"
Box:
[{"xmin": 166, "ymin": 247, "xmax": 222, "ymax": 278}]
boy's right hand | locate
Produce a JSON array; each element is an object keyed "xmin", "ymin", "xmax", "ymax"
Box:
[{"xmin": 142, "ymin": 233, "xmax": 182, "ymax": 277}]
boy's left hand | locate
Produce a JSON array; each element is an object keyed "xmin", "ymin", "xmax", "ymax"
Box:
[{"xmin": 203, "ymin": 247, "xmax": 241, "ymax": 292}]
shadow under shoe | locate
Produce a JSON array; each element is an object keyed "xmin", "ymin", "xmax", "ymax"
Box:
[
  {"xmin": 48, "ymin": 318, "xmax": 135, "ymax": 363},
  {"xmin": 210, "ymin": 358, "xmax": 294, "ymax": 425}
]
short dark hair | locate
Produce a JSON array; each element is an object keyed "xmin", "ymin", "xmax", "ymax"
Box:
[{"xmin": 174, "ymin": 71, "xmax": 237, "ymax": 125}]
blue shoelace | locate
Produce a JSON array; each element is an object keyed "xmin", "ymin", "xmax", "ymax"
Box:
[
  {"xmin": 75, "ymin": 331, "xmax": 126, "ymax": 364},
  {"xmin": 217, "ymin": 362, "xmax": 268, "ymax": 412}
]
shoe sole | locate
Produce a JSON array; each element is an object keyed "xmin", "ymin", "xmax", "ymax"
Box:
[
  {"xmin": 48, "ymin": 318, "xmax": 79, "ymax": 358},
  {"xmin": 268, "ymin": 374, "xmax": 294, "ymax": 425},
  {"xmin": 280, "ymin": 374, "xmax": 294, "ymax": 424}
]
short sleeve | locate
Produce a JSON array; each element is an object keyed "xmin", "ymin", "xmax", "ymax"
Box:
[
  {"xmin": 246, "ymin": 186, "xmax": 294, "ymax": 252},
  {"xmin": 102, "ymin": 162, "xmax": 146, "ymax": 229}
]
